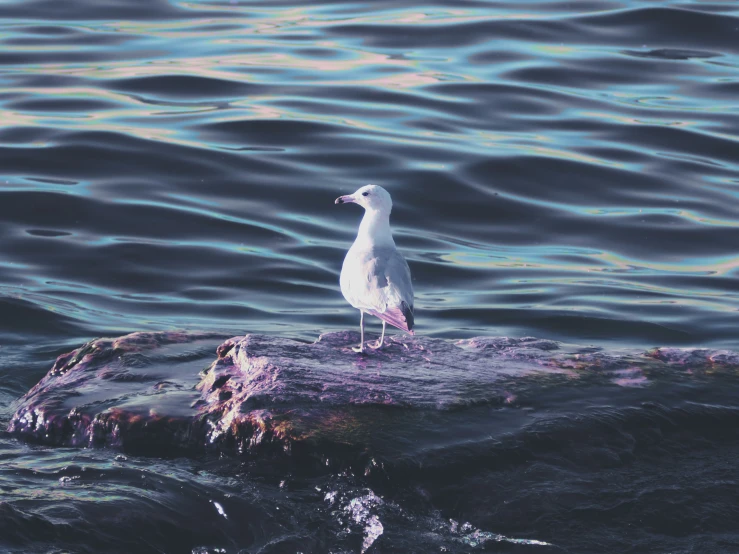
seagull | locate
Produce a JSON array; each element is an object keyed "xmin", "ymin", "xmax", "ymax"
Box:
[{"xmin": 335, "ymin": 185, "xmax": 414, "ymax": 353}]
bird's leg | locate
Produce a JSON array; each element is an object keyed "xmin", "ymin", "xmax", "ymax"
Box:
[
  {"xmin": 352, "ymin": 311, "xmax": 365, "ymax": 353},
  {"xmin": 369, "ymin": 320, "xmax": 386, "ymax": 350}
]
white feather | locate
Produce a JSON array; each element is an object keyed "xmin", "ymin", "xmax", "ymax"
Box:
[{"xmin": 339, "ymin": 185, "xmax": 414, "ymax": 331}]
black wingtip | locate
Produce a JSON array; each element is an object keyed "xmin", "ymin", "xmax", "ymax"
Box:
[{"xmin": 401, "ymin": 301, "xmax": 414, "ymax": 331}]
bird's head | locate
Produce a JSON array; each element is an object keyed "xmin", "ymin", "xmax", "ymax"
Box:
[{"xmin": 335, "ymin": 185, "xmax": 392, "ymax": 214}]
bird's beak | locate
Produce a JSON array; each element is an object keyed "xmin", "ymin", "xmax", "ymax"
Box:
[{"xmin": 335, "ymin": 194, "xmax": 356, "ymax": 205}]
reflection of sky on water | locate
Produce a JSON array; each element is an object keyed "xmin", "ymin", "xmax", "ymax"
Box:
[{"xmin": 1, "ymin": 0, "xmax": 739, "ymax": 347}]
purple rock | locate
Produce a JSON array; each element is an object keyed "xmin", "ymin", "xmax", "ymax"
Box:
[
  {"xmin": 8, "ymin": 331, "xmax": 219, "ymax": 452},
  {"xmin": 8, "ymin": 331, "xmax": 564, "ymax": 457},
  {"xmin": 9, "ymin": 330, "xmax": 739, "ymax": 460}
]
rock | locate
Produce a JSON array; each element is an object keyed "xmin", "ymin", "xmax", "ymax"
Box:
[
  {"xmin": 7, "ymin": 332, "xmax": 219, "ymax": 453},
  {"xmin": 8, "ymin": 331, "xmax": 565, "ymax": 457},
  {"xmin": 9, "ymin": 330, "xmax": 739, "ymax": 463}
]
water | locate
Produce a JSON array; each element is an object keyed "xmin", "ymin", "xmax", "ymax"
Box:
[{"xmin": 1, "ymin": 0, "xmax": 739, "ymax": 551}]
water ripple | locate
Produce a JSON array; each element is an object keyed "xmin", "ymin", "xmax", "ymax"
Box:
[{"xmin": 1, "ymin": 0, "xmax": 739, "ymax": 350}]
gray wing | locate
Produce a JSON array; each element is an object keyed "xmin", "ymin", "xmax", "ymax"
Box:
[
  {"xmin": 367, "ymin": 248, "xmax": 415, "ymax": 332},
  {"xmin": 381, "ymin": 249, "xmax": 414, "ymax": 308},
  {"xmin": 341, "ymin": 245, "xmax": 415, "ymax": 331}
]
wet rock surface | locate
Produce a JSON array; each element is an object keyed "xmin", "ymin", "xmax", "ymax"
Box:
[
  {"xmin": 9, "ymin": 330, "xmax": 739, "ymax": 463},
  {"xmin": 9, "ymin": 331, "xmax": 566, "ymax": 458},
  {"xmin": 7, "ymin": 332, "xmax": 219, "ymax": 454}
]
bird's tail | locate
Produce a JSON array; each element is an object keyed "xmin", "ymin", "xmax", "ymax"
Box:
[{"xmin": 369, "ymin": 301, "xmax": 414, "ymax": 333}]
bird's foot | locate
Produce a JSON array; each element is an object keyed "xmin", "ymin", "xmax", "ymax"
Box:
[
  {"xmin": 368, "ymin": 339, "xmax": 384, "ymax": 350},
  {"xmin": 351, "ymin": 344, "xmax": 366, "ymax": 354}
]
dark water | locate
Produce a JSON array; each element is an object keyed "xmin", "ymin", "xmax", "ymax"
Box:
[{"xmin": 2, "ymin": 0, "xmax": 739, "ymax": 552}]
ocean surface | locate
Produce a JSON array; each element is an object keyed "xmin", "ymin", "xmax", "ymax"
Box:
[{"xmin": 1, "ymin": 0, "xmax": 739, "ymax": 552}]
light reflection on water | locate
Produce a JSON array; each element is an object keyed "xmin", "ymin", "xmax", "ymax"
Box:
[{"xmin": 0, "ymin": 0, "xmax": 739, "ymax": 349}]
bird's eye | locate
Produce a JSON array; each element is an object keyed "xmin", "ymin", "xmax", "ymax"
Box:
[{"xmin": 362, "ymin": 192, "xmax": 369, "ymax": 196}]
